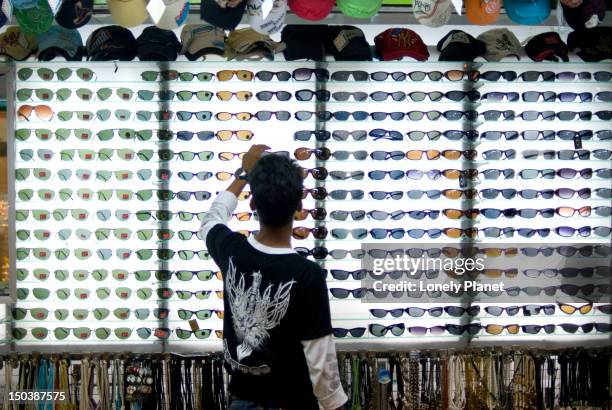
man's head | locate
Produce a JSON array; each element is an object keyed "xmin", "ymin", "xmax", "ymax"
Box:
[{"xmin": 249, "ymin": 154, "xmax": 304, "ymax": 228}]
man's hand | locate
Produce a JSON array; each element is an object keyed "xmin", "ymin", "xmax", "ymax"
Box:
[{"xmin": 242, "ymin": 144, "xmax": 270, "ymax": 173}]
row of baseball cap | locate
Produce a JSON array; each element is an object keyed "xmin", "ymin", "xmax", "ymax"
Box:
[
  {"xmin": 0, "ymin": 0, "xmax": 607, "ymax": 37},
  {"xmin": 1, "ymin": 23, "xmax": 609, "ymax": 63}
]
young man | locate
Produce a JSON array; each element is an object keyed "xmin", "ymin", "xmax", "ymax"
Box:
[{"xmin": 198, "ymin": 145, "xmax": 347, "ymax": 410}]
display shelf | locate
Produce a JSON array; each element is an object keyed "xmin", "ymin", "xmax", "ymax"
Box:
[{"xmin": 6, "ymin": 61, "xmax": 612, "ymax": 351}]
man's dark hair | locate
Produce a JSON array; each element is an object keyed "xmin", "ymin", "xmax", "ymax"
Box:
[{"xmin": 249, "ymin": 154, "xmax": 304, "ymax": 228}]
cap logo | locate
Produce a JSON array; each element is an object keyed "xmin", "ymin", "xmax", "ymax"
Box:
[
  {"xmin": 89, "ymin": 29, "xmax": 112, "ymax": 52},
  {"xmin": 73, "ymin": 1, "xmax": 91, "ymax": 25},
  {"xmin": 483, "ymin": 0, "xmax": 499, "ymax": 13},
  {"xmin": 333, "ymin": 29, "xmax": 363, "ymax": 52},
  {"xmin": 451, "ymin": 32, "xmax": 470, "ymax": 44},
  {"xmin": 414, "ymin": 0, "xmax": 432, "ymax": 13},
  {"xmin": 495, "ymin": 34, "xmax": 514, "ymax": 51},
  {"xmin": 393, "ymin": 30, "xmax": 417, "ymax": 48},
  {"xmin": 175, "ymin": 3, "xmax": 188, "ymax": 23}
]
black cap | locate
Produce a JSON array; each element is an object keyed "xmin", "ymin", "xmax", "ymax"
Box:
[
  {"xmin": 281, "ymin": 25, "xmax": 326, "ymax": 61},
  {"xmin": 137, "ymin": 26, "xmax": 181, "ymax": 61},
  {"xmin": 437, "ymin": 30, "xmax": 486, "ymax": 61},
  {"xmin": 525, "ymin": 32, "xmax": 569, "ymax": 62},
  {"xmin": 562, "ymin": 0, "xmax": 605, "ymax": 30},
  {"xmin": 324, "ymin": 25, "xmax": 372, "ymax": 61},
  {"xmin": 200, "ymin": 0, "xmax": 246, "ymax": 30},
  {"xmin": 568, "ymin": 26, "xmax": 612, "ymax": 62},
  {"xmin": 56, "ymin": 0, "xmax": 93, "ymax": 29},
  {"xmin": 86, "ymin": 25, "xmax": 137, "ymax": 61}
]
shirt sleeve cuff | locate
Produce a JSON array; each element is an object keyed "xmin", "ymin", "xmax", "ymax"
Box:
[
  {"xmin": 319, "ymin": 387, "xmax": 348, "ymax": 410},
  {"xmin": 216, "ymin": 190, "xmax": 239, "ymax": 215}
]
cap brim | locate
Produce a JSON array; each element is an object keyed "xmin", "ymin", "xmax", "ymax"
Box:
[
  {"xmin": 38, "ymin": 46, "xmax": 83, "ymax": 61},
  {"xmin": 201, "ymin": 0, "xmax": 246, "ymax": 30},
  {"xmin": 381, "ymin": 49, "xmax": 429, "ymax": 62},
  {"xmin": 185, "ymin": 47, "xmax": 225, "ymax": 60},
  {"xmin": 137, "ymin": 43, "xmax": 178, "ymax": 61}
]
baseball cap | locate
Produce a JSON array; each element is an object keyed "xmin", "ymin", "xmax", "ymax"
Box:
[
  {"xmin": 437, "ymin": 29, "xmax": 486, "ymax": 61},
  {"xmin": 86, "ymin": 25, "xmax": 138, "ymax": 61},
  {"xmin": 136, "ymin": 26, "xmax": 181, "ymax": 61},
  {"xmin": 147, "ymin": 0, "xmax": 189, "ymax": 29},
  {"xmin": 180, "ymin": 24, "xmax": 226, "ymax": 60},
  {"xmin": 374, "ymin": 28, "xmax": 429, "ymax": 61},
  {"xmin": 413, "ymin": 0, "xmax": 453, "ymax": 27},
  {"xmin": 12, "ymin": 0, "xmax": 54, "ymax": 34},
  {"xmin": 288, "ymin": 0, "xmax": 333, "ymax": 20},
  {"xmin": 0, "ymin": 0, "xmax": 13, "ymax": 28},
  {"xmin": 281, "ymin": 24, "xmax": 326, "ymax": 60},
  {"xmin": 525, "ymin": 32, "xmax": 569, "ymax": 62},
  {"xmin": 337, "ymin": 0, "xmax": 382, "ymax": 18},
  {"xmin": 0, "ymin": 26, "xmax": 37, "ymax": 60},
  {"xmin": 55, "ymin": 0, "xmax": 93, "ymax": 28},
  {"xmin": 562, "ymin": 0, "xmax": 605, "ymax": 30},
  {"xmin": 247, "ymin": 0, "xmax": 286, "ymax": 35},
  {"xmin": 504, "ymin": 0, "xmax": 550, "ymax": 25},
  {"xmin": 37, "ymin": 24, "xmax": 83, "ymax": 60},
  {"xmin": 325, "ymin": 25, "xmax": 372, "ymax": 61},
  {"xmin": 107, "ymin": 0, "xmax": 148, "ymax": 28},
  {"xmin": 568, "ymin": 26, "xmax": 612, "ymax": 61},
  {"xmin": 201, "ymin": 0, "xmax": 247, "ymax": 30},
  {"xmin": 560, "ymin": 0, "xmax": 581, "ymax": 7},
  {"xmin": 225, "ymin": 27, "xmax": 285, "ymax": 60},
  {"xmin": 466, "ymin": 0, "xmax": 501, "ymax": 25},
  {"xmin": 477, "ymin": 28, "xmax": 521, "ymax": 61}
]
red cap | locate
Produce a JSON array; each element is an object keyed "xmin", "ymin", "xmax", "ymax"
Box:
[
  {"xmin": 289, "ymin": 0, "xmax": 335, "ymax": 20},
  {"xmin": 374, "ymin": 28, "xmax": 429, "ymax": 61}
]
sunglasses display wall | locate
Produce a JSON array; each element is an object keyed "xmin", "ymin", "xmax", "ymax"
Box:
[{"xmin": 8, "ymin": 61, "xmax": 612, "ymax": 351}]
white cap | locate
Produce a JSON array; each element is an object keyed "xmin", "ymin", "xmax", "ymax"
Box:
[
  {"xmin": 247, "ymin": 0, "xmax": 286, "ymax": 35},
  {"xmin": 147, "ymin": 0, "xmax": 190, "ymax": 30},
  {"xmin": 413, "ymin": 0, "xmax": 453, "ymax": 27}
]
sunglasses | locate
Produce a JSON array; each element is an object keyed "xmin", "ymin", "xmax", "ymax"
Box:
[
  {"xmin": 17, "ymin": 104, "xmax": 54, "ymax": 121},
  {"xmin": 370, "ymin": 70, "xmax": 477, "ymax": 82},
  {"xmin": 255, "ymin": 70, "xmax": 291, "ymax": 81},
  {"xmin": 17, "ymin": 88, "xmax": 74, "ymax": 102},
  {"xmin": 294, "ymin": 208, "xmax": 327, "ymax": 221},
  {"xmin": 331, "ymin": 91, "xmax": 368, "ymax": 101},
  {"xmin": 178, "ymin": 309, "xmax": 223, "ymax": 321},
  {"xmin": 332, "ymin": 328, "xmax": 366, "ymax": 338},
  {"xmin": 18, "ymin": 67, "xmax": 94, "ymax": 81},
  {"xmin": 302, "ymin": 187, "xmax": 328, "ymax": 200},
  {"xmin": 369, "ymin": 323, "xmax": 405, "ymax": 337},
  {"xmin": 134, "ymin": 249, "xmax": 211, "ymax": 261},
  {"xmin": 140, "ymin": 70, "xmax": 213, "ymax": 81},
  {"xmin": 256, "ymin": 90, "xmax": 292, "ymax": 101},
  {"xmin": 292, "ymin": 226, "xmax": 328, "ymax": 240},
  {"xmin": 300, "ymin": 167, "xmax": 328, "ymax": 180},
  {"xmin": 292, "ymin": 68, "xmax": 329, "ymax": 81},
  {"xmin": 216, "ymin": 70, "xmax": 254, "ymax": 81},
  {"xmin": 329, "ymin": 287, "xmax": 367, "ymax": 299},
  {"xmin": 328, "ymin": 269, "xmax": 367, "ymax": 280},
  {"xmin": 216, "ymin": 91, "xmax": 253, "ymax": 101},
  {"xmin": 330, "ymin": 70, "xmax": 369, "ymax": 81}
]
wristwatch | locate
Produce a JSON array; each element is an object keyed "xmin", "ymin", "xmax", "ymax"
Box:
[{"xmin": 235, "ymin": 167, "xmax": 248, "ymax": 180}]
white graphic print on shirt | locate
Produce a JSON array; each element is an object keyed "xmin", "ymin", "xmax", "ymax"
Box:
[{"xmin": 226, "ymin": 257, "xmax": 296, "ymax": 361}]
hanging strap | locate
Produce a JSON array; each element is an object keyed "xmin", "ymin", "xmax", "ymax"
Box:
[
  {"xmin": 193, "ymin": 360, "xmax": 202, "ymax": 410},
  {"xmin": 350, "ymin": 355, "xmax": 361, "ymax": 410},
  {"xmin": 213, "ymin": 357, "xmax": 226, "ymax": 410},
  {"xmin": 79, "ymin": 359, "xmax": 90, "ymax": 410}
]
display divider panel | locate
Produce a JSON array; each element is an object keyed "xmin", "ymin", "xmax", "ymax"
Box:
[{"xmin": 7, "ymin": 61, "xmax": 611, "ymax": 353}]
